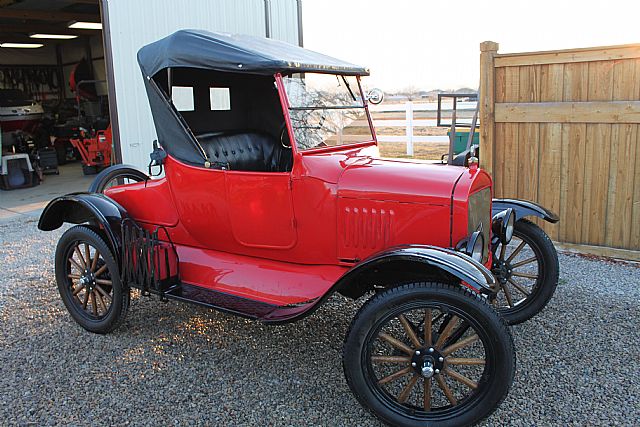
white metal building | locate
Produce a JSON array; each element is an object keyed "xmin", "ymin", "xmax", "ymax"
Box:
[{"xmin": 102, "ymin": 0, "xmax": 302, "ymax": 169}]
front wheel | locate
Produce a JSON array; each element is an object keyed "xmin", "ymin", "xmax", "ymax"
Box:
[
  {"xmin": 343, "ymin": 282, "xmax": 515, "ymax": 427},
  {"xmin": 55, "ymin": 225, "xmax": 130, "ymax": 334},
  {"xmin": 492, "ymin": 219, "xmax": 559, "ymax": 325}
]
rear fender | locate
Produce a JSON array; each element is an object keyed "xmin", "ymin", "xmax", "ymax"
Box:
[
  {"xmin": 492, "ymin": 198, "xmax": 559, "ymax": 223},
  {"xmin": 38, "ymin": 192, "xmax": 129, "ymax": 259},
  {"xmin": 336, "ymin": 245, "xmax": 496, "ymax": 297}
]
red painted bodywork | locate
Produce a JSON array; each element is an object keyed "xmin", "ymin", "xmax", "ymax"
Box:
[{"xmin": 105, "ymin": 74, "xmax": 493, "ymax": 308}]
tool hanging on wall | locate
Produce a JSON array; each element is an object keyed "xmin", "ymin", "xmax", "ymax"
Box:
[{"xmin": 0, "ymin": 66, "xmax": 59, "ymax": 100}]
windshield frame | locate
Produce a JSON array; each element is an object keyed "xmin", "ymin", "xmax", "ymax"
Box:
[{"xmin": 275, "ymin": 73, "xmax": 377, "ymax": 156}]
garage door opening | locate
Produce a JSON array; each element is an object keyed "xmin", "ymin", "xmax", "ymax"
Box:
[{"xmin": 0, "ymin": 0, "xmax": 109, "ymax": 218}]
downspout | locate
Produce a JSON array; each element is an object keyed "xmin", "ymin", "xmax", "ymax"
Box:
[
  {"xmin": 296, "ymin": 0, "xmax": 304, "ymax": 47},
  {"xmin": 264, "ymin": 0, "xmax": 272, "ymax": 38}
]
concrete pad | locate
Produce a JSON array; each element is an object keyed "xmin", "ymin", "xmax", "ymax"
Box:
[{"xmin": 0, "ymin": 163, "xmax": 94, "ymax": 223}]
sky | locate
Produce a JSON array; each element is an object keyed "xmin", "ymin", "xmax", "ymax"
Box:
[{"xmin": 302, "ymin": 0, "xmax": 640, "ymax": 91}]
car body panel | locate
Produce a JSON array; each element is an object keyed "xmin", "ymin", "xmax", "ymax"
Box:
[
  {"xmin": 451, "ymin": 166, "xmax": 493, "ymax": 253},
  {"xmin": 335, "ymin": 244, "xmax": 495, "ymax": 293},
  {"xmin": 175, "ymin": 244, "xmax": 346, "ymax": 306},
  {"xmin": 105, "ymin": 178, "xmax": 178, "ymax": 227},
  {"xmin": 38, "ymin": 192, "xmax": 129, "ymax": 258},
  {"xmin": 104, "ymin": 148, "xmax": 493, "ymax": 268},
  {"xmin": 492, "ymin": 198, "xmax": 559, "ymax": 223},
  {"xmin": 225, "ymin": 170, "xmax": 297, "ymax": 249},
  {"xmin": 337, "ymin": 157, "xmax": 463, "ymax": 204},
  {"xmin": 336, "ymin": 197, "xmax": 451, "ymax": 261}
]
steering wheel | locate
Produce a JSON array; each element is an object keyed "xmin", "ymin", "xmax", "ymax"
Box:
[{"xmin": 279, "ymin": 123, "xmax": 292, "ymax": 149}]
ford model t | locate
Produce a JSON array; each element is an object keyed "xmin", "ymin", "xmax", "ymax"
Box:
[{"xmin": 39, "ymin": 30, "xmax": 559, "ymax": 426}]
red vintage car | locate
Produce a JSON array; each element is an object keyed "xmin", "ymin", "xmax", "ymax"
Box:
[{"xmin": 39, "ymin": 30, "xmax": 559, "ymax": 426}]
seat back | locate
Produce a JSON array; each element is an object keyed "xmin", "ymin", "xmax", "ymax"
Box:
[{"xmin": 197, "ymin": 131, "xmax": 291, "ymax": 172}]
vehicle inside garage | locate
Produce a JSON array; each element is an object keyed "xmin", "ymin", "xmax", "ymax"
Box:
[{"xmin": 0, "ymin": 0, "xmax": 108, "ymax": 202}]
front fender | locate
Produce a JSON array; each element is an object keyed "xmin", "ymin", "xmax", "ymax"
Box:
[
  {"xmin": 38, "ymin": 192, "xmax": 129, "ymax": 258},
  {"xmin": 337, "ymin": 245, "xmax": 496, "ymax": 294},
  {"xmin": 492, "ymin": 198, "xmax": 559, "ymax": 223}
]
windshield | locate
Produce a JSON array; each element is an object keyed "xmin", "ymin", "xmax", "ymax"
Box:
[{"xmin": 283, "ymin": 74, "xmax": 374, "ymax": 151}]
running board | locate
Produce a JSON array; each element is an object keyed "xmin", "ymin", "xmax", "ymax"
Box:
[
  {"xmin": 162, "ymin": 283, "xmax": 319, "ymax": 323},
  {"xmin": 164, "ymin": 283, "xmax": 278, "ymax": 319}
]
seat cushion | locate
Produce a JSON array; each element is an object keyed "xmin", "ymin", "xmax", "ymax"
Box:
[{"xmin": 197, "ymin": 131, "xmax": 290, "ymax": 172}]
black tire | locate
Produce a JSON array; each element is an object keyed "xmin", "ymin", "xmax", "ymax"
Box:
[
  {"xmin": 82, "ymin": 165, "xmax": 98, "ymax": 175},
  {"xmin": 55, "ymin": 143, "xmax": 67, "ymax": 165},
  {"xmin": 55, "ymin": 225, "xmax": 129, "ymax": 334},
  {"xmin": 343, "ymin": 282, "xmax": 515, "ymax": 427},
  {"xmin": 89, "ymin": 165, "xmax": 148, "ymax": 193},
  {"xmin": 493, "ymin": 219, "xmax": 559, "ymax": 325}
]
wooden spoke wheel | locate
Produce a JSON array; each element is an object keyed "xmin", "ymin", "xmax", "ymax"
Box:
[
  {"xmin": 65, "ymin": 240, "xmax": 114, "ymax": 319},
  {"xmin": 372, "ymin": 309, "xmax": 485, "ymax": 411},
  {"xmin": 343, "ymin": 283, "xmax": 514, "ymax": 427},
  {"xmin": 491, "ymin": 219, "xmax": 559, "ymax": 325},
  {"xmin": 55, "ymin": 225, "xmax": 130, "ymax": 334}
]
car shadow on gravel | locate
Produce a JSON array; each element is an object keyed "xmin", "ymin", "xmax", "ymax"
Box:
[{"xmin": 1, "ymin": 220, "xmax": 639, "ymax": 426}]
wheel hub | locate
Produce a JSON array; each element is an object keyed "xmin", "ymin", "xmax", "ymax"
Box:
[
  {"xmin": 80, "ymin": 270, "xmax": 96, "ymax": 291},
  {"xmin": 411, "ymin": 347, "xmax": 445, "ymax": 378},
  {"xmin": 421, "ymin": 361, "xmax": 434, "ymax": 378},
  {"xmin": 492, "ymin": 260, "xmax": 513, "ymax": 284}
]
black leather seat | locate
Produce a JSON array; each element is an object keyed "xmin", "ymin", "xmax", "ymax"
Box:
[{"xmin": 196, "ymin": 131, "xmax": 292, "ymax": 172}]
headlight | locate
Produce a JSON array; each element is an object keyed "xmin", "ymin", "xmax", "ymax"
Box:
[
  {"xmin": 505, "ymin": 211, "xmax": 515, "ymax": 242},
  {"xmin": 492, "ymin": 208, "xmax": 514, "ymax": 244},
  {"xmin": 463, "ymin": 230, "xmax": 484, "ymax": 262}
]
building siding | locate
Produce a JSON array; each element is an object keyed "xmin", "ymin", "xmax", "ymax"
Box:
[{"xmin": 104, "ymin": 0, "xmax": 299, "ymax": 169}]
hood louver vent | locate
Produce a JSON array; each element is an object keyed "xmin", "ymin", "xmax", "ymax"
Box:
[{"xmin": 342, "ymin": 206, "xmax": 394, "ymax": 250}]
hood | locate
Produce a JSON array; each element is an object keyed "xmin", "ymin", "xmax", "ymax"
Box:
[{"xmin": 337, "ymin": 157, "xmax": 464, "ymax": 205}]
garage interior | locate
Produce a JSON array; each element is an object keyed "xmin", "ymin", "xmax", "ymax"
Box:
[{"xmin": 0, "ymin": 0, "xmax": 107, "ymax": 220}]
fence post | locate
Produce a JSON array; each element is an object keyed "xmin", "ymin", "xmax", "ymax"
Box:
[
  {"xmin": 406, "ymin": 101, "xmax": 414, "ymax": 156},
  {"xmin": 479, "ymin": 41, "xmax": 498, "ymax": 177}
]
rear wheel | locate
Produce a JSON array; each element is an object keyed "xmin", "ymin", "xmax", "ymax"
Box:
[
  {"xmin": 55, "ymin": 225, "xmax": 129, "ymax": 334},
  {"xmin": 343, "ymin": 282, "xmax": 515, "ymax": 427},
  {"xmin": 492, "ymin": 219, "xmax": 559, "ymax": 324},
  {"xmin": 89, "ymin": 165, "xmax": 148, "ymax": 193}
]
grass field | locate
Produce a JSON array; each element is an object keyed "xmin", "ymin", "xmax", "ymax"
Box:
[
  {"xmin": 378, "ymin": 141, "xmax": 449, "ymax": 160},
  {"xmin": 343, "ymin": 120, "xmax": 450, "ymax": 160}
]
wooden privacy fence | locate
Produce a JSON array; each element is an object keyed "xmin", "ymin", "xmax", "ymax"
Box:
[{"xmin": 479, "ymin": 41, "xmax": 640, "ymax": 260}]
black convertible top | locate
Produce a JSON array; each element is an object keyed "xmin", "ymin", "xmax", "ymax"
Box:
[{"xmin": 137, "ymin": 29, "xmax": 369, "ymax": 77}]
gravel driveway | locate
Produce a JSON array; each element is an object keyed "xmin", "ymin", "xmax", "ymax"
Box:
[{"xmin": 1, "ymin": 217, "xmax": 639, "ymax": 426}]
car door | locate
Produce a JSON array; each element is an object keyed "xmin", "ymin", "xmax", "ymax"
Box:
[{"xmin": 224, "ymin": 170, "xmax": 297, "ymax": 249}]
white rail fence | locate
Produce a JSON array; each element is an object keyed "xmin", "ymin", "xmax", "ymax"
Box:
[
  {"xmin": 370, "ymin": 101, "xmax": 452, "ymax": 156},
  {"xmin": 374, "ymin": 101, "xmax": 449, "ymax": 156},
  {"xmin": 369, "ymin": 101, "xmax": 476, "ymax": 156}
]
